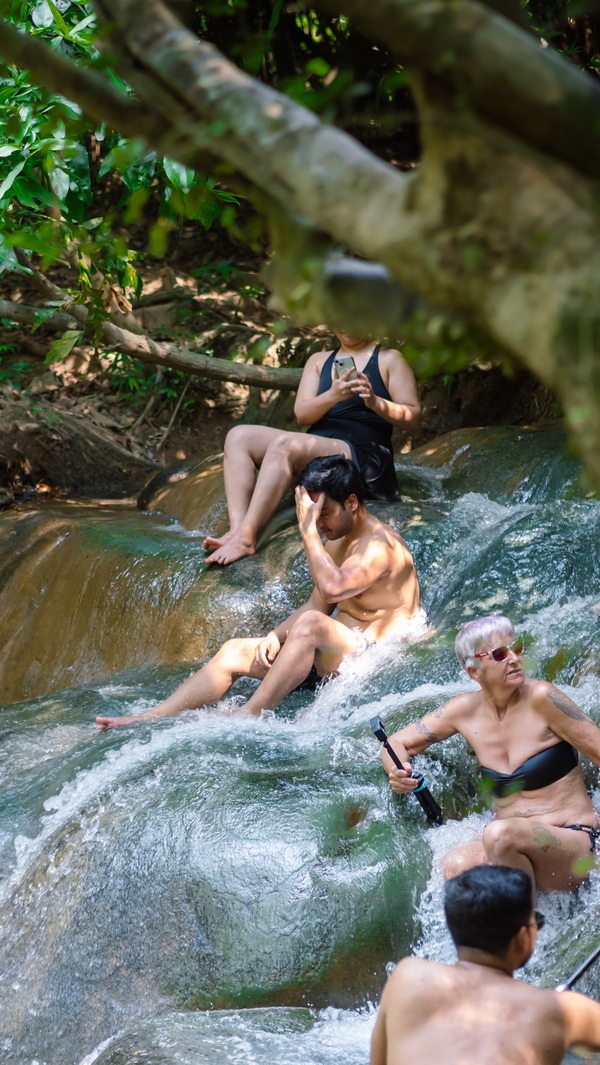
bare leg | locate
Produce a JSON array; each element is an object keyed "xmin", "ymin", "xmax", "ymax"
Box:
[
  {"xmin": 239, "ymin": 610, "xmax": 362, "ymax": 714},
  {"xmin": 443, "ymin": 839, "xmax": 488, "ymax": 880},
  {"xmin": 483, "ymin": 818, "xmax": 596, "ymax": 893},
  {"xmin": 203, "ymin": 425, "xmax": 282, "ymax": 550},
  {"xmin": 205, "ymin": 431, "xmax": 351, "ymax": 565},
  {"xmin": 96, "ymin": 637, "xmax": 267, "ymax": 729}
]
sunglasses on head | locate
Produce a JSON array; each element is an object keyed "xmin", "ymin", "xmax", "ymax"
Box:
[{"xmin": 473, "ymin": 638, "xmax": 524, "ymax": 663}]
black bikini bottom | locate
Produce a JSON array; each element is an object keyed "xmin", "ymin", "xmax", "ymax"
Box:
[{"xmin": 564, "ymin": 824, "xmax": 600, "ymax": 852}]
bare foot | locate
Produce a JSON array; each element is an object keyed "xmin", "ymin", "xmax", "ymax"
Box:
[
  {"xmin": 594, "ymin": 603, "xmax": 600, "ymax": 613},
  {"xmin": 204, "ymin": 533, "xmax": 256, "ymax": 565},
  {"xmin": 202, "ymin": 530, "xmax": 233, "ymax": 550},
  {"xmin": 96, "ymin": 715, "xmax": 142, "ymax": 730}
]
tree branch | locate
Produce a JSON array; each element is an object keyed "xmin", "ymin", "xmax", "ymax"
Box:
[
  {"xmin": 316, "ymin": 0, "xmax": 600, "ymax": 180},
  {"xmin": 262, "ymin": 206, "xmax": 439, "ymax": 337},
  {"xmin": 0, "ymin": 282, "xmax": 301, "ymax": 391},
  {"xmin": 0, "ymin": 300, "xmax": 80, "ymax": 332},
  {"xmin": 92, "ymin": 0, "xmax": 415, "ymax": 263},
  {"xmin": 0, "ymin": 17, "xmax": 165, "ymax": 144}
]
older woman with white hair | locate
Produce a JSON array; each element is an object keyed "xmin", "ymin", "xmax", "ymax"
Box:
[{"xmin": 384, "ymin": 614, "xmax": 600, "ymax": 892}]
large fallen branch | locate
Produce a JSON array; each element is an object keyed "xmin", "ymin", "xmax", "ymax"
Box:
[{"xmin": 0, "ymin": 292, "xmax": 302, "ymax": 390}]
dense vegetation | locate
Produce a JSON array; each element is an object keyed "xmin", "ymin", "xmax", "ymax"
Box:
[{"xmin": 0, "ymin": 0, "xmax": 599, "ymax": 489}]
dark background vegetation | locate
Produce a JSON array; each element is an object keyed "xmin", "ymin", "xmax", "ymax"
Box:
[{"xmin": 0, "ymin": 0, "xmax": 597, "ymax": 498}]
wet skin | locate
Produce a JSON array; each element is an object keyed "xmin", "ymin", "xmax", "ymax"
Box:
[
  {"xmin": 97, "ymin": 490, "xmax": 420, "ymax": 729},
  {"xmin": 370, "ymin": 921, "xmax": 600, "ymax": 1065},
  {"xmin": 383, "ymin": 632, "xmax": 600, "ymax": 892},
  {"xmin": 202, "ymin": 333, "xmax": 420, "ymax": 565}
]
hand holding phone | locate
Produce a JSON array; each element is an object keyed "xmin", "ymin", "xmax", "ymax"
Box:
[{"xmin": 333, "ymin": 355, "xmax": 358, "ymax": 380}]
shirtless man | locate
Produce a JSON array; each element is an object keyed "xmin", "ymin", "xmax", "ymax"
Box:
[
  {"xmin": 371, "ymin": 864, "xmax": 600, "ymax": 1065},
  {"xmin": 384, "ymin": 614, "xmax": 600, "ymax": 892},
  {"xmin": 96, "ymin": 455, "xmax": 420, "ymax": 729}
]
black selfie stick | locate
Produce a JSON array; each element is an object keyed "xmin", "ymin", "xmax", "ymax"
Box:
[
  {"xmin": 371, "ymin": 715, "xmax": 443, "ymax": 826},
  {"xmin": 556, "ymin": 942, "xmax": 600, "ymax": 991}
]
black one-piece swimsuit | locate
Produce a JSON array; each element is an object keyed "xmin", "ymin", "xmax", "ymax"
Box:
[{"xmin": 308, "ymin": 346, "xmax": 399, "ymax": 502}]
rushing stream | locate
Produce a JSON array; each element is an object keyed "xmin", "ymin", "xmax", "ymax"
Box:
[{"xmin": 0, "ymin": 426, "xmax": 599, "ymax": 1064}]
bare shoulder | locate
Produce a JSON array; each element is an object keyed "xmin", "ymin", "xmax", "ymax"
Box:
[
  {"xmin": 383, "ymin": 957, "xmax": 458, "ymax": 1013},
  {"xmin": 443, "ymin": 690, "xmax": 481, "ymax": 723},
  {"xmin": 386, "ymin": 956, "xmax": 438, "ymax": 991},
  {"xmin": 378, "ymin": 346, "xmax": 411, "ymax": 367},
  {"xmin": 303, "ymin": 348, "xmax": 332, "ymax": 372},
  {"xmin": 530, "ymin": 679, "xmax": 591, "ymax": 721},
  {"xmin": 378, "ymin": 347, "xmax": 417, "ymax": 378},
  {"xmin": 357, "ymin": 515, "xmax": 412, "ymax": 563}
]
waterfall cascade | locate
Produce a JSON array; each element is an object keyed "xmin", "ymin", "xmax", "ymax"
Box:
[{"xmin": 0, "ymin": 426, "xmax": 598, "ymax": 1064}]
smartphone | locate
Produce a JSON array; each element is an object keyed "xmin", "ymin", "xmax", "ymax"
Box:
[{"xmin": 333, "ymin": 355, "xmax": 358, "ymax": 380}]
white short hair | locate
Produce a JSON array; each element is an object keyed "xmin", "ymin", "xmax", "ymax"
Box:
[{"xmin": 455, "ymin": 615, "xmax": 515, "ymax": 671}]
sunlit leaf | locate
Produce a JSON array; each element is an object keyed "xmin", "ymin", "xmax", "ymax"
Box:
[{"xmin": 45, "ymin": 329, "xmax": 84, "ymax": 363}]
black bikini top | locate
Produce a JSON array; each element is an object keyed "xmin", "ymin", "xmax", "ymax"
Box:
[{"xmin": 480, "ymin": 740, "xmax": 578, "ymax": 799}]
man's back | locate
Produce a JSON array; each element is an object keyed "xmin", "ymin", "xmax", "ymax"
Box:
[{"xmin": 372, "ymin": 957, "xmax": 600, "ymax": 1065}]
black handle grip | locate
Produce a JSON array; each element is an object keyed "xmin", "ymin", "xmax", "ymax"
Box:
[{"xmin": 370, "ymin": 715, "xmax": 443, "ymax": 826}]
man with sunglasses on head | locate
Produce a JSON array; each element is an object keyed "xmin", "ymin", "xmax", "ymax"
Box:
[
  {"xmin": 371, "ymin": 865, "xmax": 600, "ymax": 1065},
  {"xmin": 383, "ymin": 614, "xmax": 600, "ymax": 892}
]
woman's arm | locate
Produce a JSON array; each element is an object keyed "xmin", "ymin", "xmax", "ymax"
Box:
[
  {"xmin": 354, "ymin": 348, "xmax": 421, "ymax": 431},
  {"xmin": 533, "ymin": 681, "xmax": 600, "ymax": 765},
  {"xmin": 294, "ymin": 352, "xmax": 362, "ymax": 426},
  {"xmin": 383, "ymin": 701, "xmax": 460, "ymax": 792}
]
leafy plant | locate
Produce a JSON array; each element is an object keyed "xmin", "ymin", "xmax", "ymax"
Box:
[{"xmin": 0, "ymin": 0, "xmax": 243, "ymax": 361}]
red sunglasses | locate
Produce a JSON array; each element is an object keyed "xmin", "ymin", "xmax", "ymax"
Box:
[{"xmin": 473, "ymin": 638, "xmax": 524, "ymax": 663}]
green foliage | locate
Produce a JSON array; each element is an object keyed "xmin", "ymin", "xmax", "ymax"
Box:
[
  {"xmin": 193, "ymin": 2, "xmax": 418, "ymax": 134},
  {"xmin": 0, "ymin": 0, "xmax": 242, "ymax": 359},
  {"xmin": 45, "ymin": 328, "xmax": 83, "ymax": 363},
  {"xmin": 523, "ymin": 0, "xmax": 600, "ymax": 73},
  {"xmin": 0, "ymin": 354, "xmax": 30, "ymax": 389},
  {"xmin": 107, "ymin": 352, "xmax": 197, "ymax": 412}
]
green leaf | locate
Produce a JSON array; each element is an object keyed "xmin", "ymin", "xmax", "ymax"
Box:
[
  {"xmin": 149, "ymin": 221, "xmax": 170, "ymax": 257},
  {"xmin": 46, "ymin": 0, "xmax": 70, "ymax": 36},
  {"xmin": 163, "ymin": 157, "xmax": 194, "ymax": 193},
  {"xmin": 306, "ymin": 58, "xmax": 330, "ymax": 76},
  {"xmin": 7, "ymin": 229, "xmax": 64, "ymax": 258},
  {"xmin": 71, "ymin": 12, "xmax": 96, "ymax": 37},
  {"xmin": 45, "ymin": 330, "xmax": 84, "ymax": 363},
  {"xmin": 48, "ymin": 166, "xmax": 70, "ymax": 201},
  {"xmin": 31, "ymin": 306, "xmax": 62, "ymax": 333},
  {"xmin": 0, "ymin": 158, "xmax": 26, "ymax": 201}
]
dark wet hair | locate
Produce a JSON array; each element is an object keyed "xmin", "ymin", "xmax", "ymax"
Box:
[
  {"xmin": 444, "ymin": 865, "xmax": 532, "ymax": 957},
  {"xmin": 297, "ymin": 454, "xmax": 365, "ymax": 505}
]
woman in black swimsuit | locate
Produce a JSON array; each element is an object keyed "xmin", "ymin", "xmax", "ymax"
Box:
[
  {"xmin": 383, "ymin": 614, "xmax": 600, "ymax": 893},
  {"xmin": 203, "ymin": 332, "xmax": 420, "ymax": 565}
]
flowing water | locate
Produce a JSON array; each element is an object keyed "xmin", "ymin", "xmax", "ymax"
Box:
[{"xmin": 0, "ymin": 426, "xmax": 599, "ymax": 1064}]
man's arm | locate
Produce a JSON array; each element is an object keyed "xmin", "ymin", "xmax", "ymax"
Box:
[
  {"xmin": 532, "ymin": 681, "xmax": 600, "ymax": 766},
  {"xmin": 295, "ymin": 487, "xmax": 389, "ymax": 603},
  {"xmin": 560, "ymin": 990, "xmax": 600, "ymax": 1051},
  {"xmin": 253, "ymin": 586, "xmax": 334, "ymax": 669}
]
